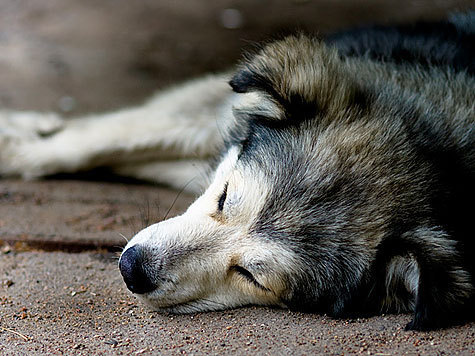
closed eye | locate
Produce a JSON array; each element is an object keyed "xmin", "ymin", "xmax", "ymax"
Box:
[
  {"xmin": 217, "ymin": 183, "xmax": 228, "ymax": 212},
  {"xmin": 230, "ymin": 265, "xmax": 270, "ymax": 292}
]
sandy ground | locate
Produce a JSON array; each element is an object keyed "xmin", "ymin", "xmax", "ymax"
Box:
[
  {"xmin": 5, "ymin": 252, "xmax": 475, "ymax": 356},
  {"xmin": 1, "ymin": 227, "xmax": 475, "ymax": 355},
  {"xmin": 1, "ymin": 1, "xmax": 475, "ymax": 355},
  {"xmin": 0, "ymin": 180, "xmax": 194, "ymax": 250}
]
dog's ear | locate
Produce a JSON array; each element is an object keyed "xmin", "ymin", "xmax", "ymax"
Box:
[
  {"xmin": 230, "ymin": 87, "xmax": 286, "ymax": 122},
  {"xmin": 229, "ymin": 35, "xmax": 365, "ymax": 123},
  {"xmin": 229, "ymin": 67, "xmax": 269, "ymax": 94}
]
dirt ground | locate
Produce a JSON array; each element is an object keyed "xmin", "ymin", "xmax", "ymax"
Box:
[
  {"xmin": 1, "ymin": 249, "xmax": 474, "ymax": 355},
  {"xmin": 1, "ymin": 1, "xmax": 475, "ymax": 355}
]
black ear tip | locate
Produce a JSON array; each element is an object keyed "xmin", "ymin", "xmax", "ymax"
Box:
[
  {"xmin": 228, "ymin": 78, "xmax": 245, "ymax": 93},
  {"xmin": 229, "ymin": 70, "xmax": 252, "ymax": 93}
]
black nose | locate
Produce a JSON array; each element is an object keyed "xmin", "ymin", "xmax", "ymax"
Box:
[{"xmin": 119, "ymin": 245, "xmax": 156, "ymax": 294}]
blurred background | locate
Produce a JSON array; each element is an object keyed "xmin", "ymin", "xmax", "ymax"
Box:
[
  {"xmin": 1, "ymin": 0, "xmax": 473, "ymax": 116},
  {"xmin": 0, "ymin": 0, "xmax": 473, "ymax": 250}
]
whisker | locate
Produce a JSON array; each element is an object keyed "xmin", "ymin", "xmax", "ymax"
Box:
[
  {"xmin": 118, "ymin": 232, "xmax": 129, "ymax": 244},
  {"xmin": 163, "ymin": 177, "xmax": 195, "ymax": 221}
]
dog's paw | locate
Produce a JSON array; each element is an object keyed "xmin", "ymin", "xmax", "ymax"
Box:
[
  {"xmin": 0, "ymin": 135, "xmax": 46, "ymax": 179},
  {"xmin": 405, "ymin": 302, "xmax": 452, "ymax": 331},
  {"xmin": 0, "ymin": 111, "xmax": 63, "ymax": 139},
  {"xmin": 405, "ymin": 318, "xmax": 447, "ymax": 331},
  {"xmin": 405, "ymin": 318, "xmax": 434, "ymax": 331},
  {"xmin": 0, "ymin": 111, "xmax": 65, "ymax": 178},
  {"xmin": 0, "ymin": 134, "xmax": 23, "ymax": 177}
]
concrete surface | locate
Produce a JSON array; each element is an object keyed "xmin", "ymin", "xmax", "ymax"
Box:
[
  {"xmin": 1, "ymin": 1, "xmax": 475, "ymax": 355},
  {"xmin": 1, "ymin": 249, "xmax": 474, "ymax": 355},
  {"xmin": 0, "ymin": 179, "xmax": 194, "ymax": 250}
]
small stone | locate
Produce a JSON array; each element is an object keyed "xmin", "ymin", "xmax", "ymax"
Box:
[
  {"xmin": 105, "ymin": 339, "xmax": 118, "ymax": 347},
  {"xmin": 58, "ymin": 96, "xmax": 76, "ymax": 112},
  {"xmin": 219, "ymin": 8, "xmax": 243, "ymax": 29}
]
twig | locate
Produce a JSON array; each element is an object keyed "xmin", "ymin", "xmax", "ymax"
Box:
[{"xmin": 1, "ymin": 327, "xmax": 29, "ymax": 341}]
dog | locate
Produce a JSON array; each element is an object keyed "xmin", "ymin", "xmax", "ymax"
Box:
[{"xmin": 1, "ymin": 13, "xmax": 473, "ymax": 330}]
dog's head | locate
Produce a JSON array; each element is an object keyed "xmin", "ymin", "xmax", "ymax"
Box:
[{"xmin": 119, "ymin": 35, "xmax": 423, "ymax": 314}]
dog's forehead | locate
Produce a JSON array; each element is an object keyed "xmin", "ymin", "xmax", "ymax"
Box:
[{"xmin": 237, "ymin": 120, "xmax": 314, "ymax": 173}]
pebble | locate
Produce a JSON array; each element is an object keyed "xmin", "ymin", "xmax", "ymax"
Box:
[
  {"xmin": 58, "ymin": 96, "xmax": 76, "ymax": 112},
  {"xmin": 3, "ymin": 279, "xmax": 14, "ymax": 287},
  {"xmin": 219, "ymin": 8, "xmax": 244, "ymax": 29},
  {"xmin": 105, "ymin": 339, "xmax": 118, "ymax": 347}
]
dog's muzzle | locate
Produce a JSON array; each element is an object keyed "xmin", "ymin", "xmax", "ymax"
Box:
[{"xmin": 119, "ymin": 245, "xmax": 156, "ymax": 294}]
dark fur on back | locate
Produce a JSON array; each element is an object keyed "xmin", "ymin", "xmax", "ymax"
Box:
[
  {"xmin": 229, "ymin": 13, "xmax": 474, "ymax": 330},
  {"xmin": 326, "ymin": 16, "xmax": 475, "ymax": 74},
  {"xmin": 327, "ymin": 14, "xmax": 475, "ymax": 303}
]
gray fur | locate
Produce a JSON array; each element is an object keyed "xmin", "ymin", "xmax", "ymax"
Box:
[
  {"xmin": 225, "ymin": 24, "xmax": 474, "ymax": 329},
  {"xmin": 114, "ymin": 15, "xmax": 475, "ymax": 330}
]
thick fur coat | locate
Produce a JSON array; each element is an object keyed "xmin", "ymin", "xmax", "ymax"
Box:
[{"xmin": 1, "ymin": 14, "xmax": 474, "ymax": 330}]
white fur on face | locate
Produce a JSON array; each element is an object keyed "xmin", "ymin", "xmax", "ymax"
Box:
[{"xmin": 122, "ymin": 146, "xmax": 298, "ymax": 312}]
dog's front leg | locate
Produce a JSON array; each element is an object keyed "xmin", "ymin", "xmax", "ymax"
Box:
[{"xmin": 0, "ymin": 74, "xmax": 233, "ymax": 182}]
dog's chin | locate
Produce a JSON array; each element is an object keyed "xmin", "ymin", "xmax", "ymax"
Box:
[{"xmin": 135, "ymin": 294, "xmax": 232, "ymax": 314}]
